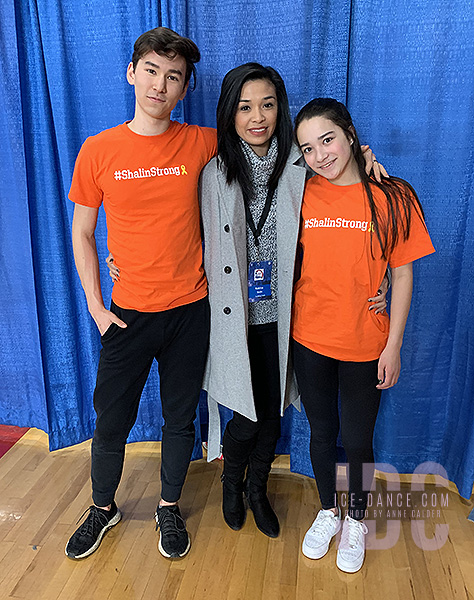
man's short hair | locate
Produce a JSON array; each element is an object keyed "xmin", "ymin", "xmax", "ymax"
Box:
[{"xmin": 132, "ymin": 27, "xmax": 200, "ymax": 89}]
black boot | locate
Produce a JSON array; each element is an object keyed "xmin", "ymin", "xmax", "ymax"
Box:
[
  {"xmin": 221, "ymin": 474, "xmax": 245, "ymax": 530},
  {"xmin": 221, "ymin": 427, "xmax": 254, "ymax": 531},
  {"xmin": 246, "ymin": 419, "xmax": 280, "ymax": 538},
  {"xmin": 246, "ymin": 482, "xmax": 280, "ymax": 538}
]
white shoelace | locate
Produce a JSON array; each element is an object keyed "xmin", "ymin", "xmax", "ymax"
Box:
[
  {"xmin": 340, "ymin": 517, "xmax": 368, "ymax": 550},
  {"xmin": 310, "ymin": 510, "xmax": 338, "ymax": 539}
]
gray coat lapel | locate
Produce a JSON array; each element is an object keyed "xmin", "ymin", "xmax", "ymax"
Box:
[{"xmin": 217, "ymin": 172, "xmax": 248, "ymax": 306}]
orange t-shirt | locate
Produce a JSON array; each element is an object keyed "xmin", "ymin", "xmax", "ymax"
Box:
[
  {"xmin": 291, "ymin": 176, "xmax": 435, "ymax": 361},
  {"xmin": 69, "ymin": 121, "xmax": 217, "ymax": 312}
]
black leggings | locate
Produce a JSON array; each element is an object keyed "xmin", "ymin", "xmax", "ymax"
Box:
[
  {"xmin": 225, "ymin": 322, "xmax": 281, "ymax": 479},
  {"xmin": 292, "ymin": 340, "xmax": 381, "ymax": 520}
]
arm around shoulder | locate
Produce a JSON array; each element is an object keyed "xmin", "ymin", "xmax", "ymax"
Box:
[{"xmin": 199, "ymin": 158, "xmax": 220, "ymax": 217}]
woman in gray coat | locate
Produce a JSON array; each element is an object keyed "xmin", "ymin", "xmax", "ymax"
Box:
[{"xmin": 201, "ymin": 63, "xmax": 305, "ymax": 538}]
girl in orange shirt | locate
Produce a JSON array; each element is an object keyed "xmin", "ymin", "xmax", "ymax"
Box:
[{"xmin": 292, "ymin": 98, "xmax": 434, "ymax": 573}]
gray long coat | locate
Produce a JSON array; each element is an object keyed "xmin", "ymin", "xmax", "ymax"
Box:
[{"xmin": 201, "ymin": 145, "xmax": 308, "ymax": 461}]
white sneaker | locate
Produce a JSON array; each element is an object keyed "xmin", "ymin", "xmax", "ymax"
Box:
[
  {"xmin": 302, "ymin": 509, "xmax": 341, "ymax": 559},
  {"xmin": 336, "ymin": 515, "xmax": 368, "ymax": 573}
]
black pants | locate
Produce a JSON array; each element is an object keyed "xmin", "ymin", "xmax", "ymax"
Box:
[
  {"xmin": 91, "ymin": 296, "xmax": 210, "ymax": 506},
  {"xmin": 225, "ymin": 322, "xmax": 281, "ymax": 485},
  {"xmin": 292, "ymin": 340, "xmax": 381, "ymax": 520}
]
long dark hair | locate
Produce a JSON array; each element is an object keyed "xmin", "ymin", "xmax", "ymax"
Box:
[
  {"xmin": 216, "ymin": 63, "xmax": 293, "ymax": 206},
  {"xmin": 294, "ymin": 97, "xmax": 426, "ymax": 260}
]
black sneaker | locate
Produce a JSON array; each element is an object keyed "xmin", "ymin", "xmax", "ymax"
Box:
[
  {"xmin": 155, "ymin": 505, "xmax": 190, "ymax": 558},
  {"xmin": 65, "ymin": 502, "xmax": 122, "ymax": 559}
]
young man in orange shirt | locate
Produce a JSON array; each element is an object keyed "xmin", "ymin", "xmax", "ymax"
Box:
[{"xmin": 67, "ymin": 27, "xmax": 216, "ymax": 560}]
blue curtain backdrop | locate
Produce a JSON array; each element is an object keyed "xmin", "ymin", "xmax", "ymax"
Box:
[{"xmin": 1, "ymin": 0, "xmax": 473, "ymax": 497}]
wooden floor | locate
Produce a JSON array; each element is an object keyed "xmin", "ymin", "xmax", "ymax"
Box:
[{"xmin": 1, "ymin": 429, "xmax": 473, "ymax": 600}]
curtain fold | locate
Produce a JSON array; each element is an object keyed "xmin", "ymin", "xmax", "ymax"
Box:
[
  {"xmin": 0, "ymin": 0, "xmax": 48, "ymax": 430},
  {"xmin": 1, "ymin": 0, "xmax": 473, "ymax": 497}
]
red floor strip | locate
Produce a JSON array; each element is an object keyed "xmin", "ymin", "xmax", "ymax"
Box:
[{"xmin": 0, "ymin": 425, "xmax": 30, "ymax": 459}]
